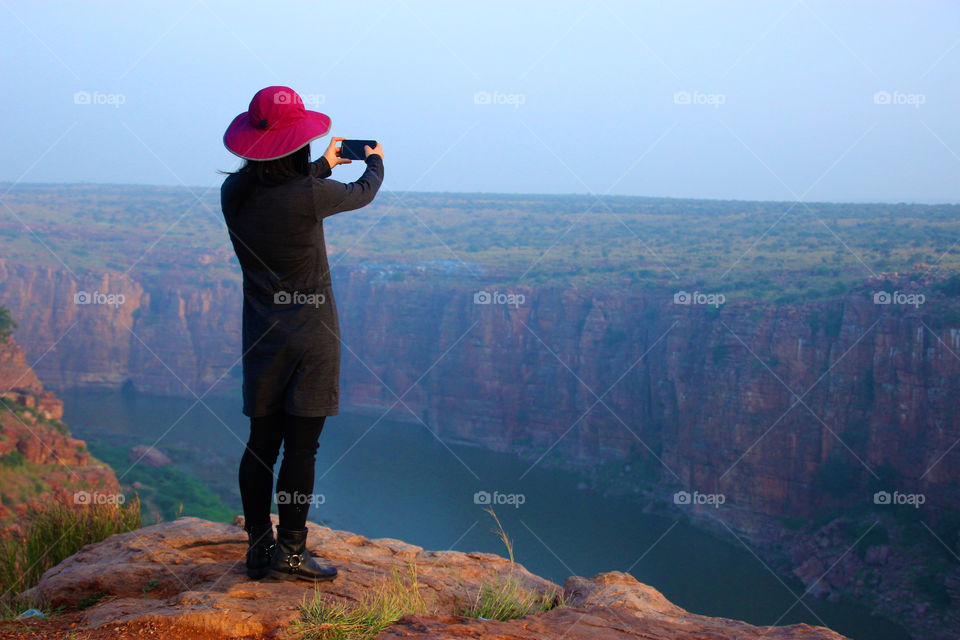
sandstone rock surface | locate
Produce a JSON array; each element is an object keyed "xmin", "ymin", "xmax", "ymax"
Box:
[{"xmin": 15, "ymin": 516, "xmax": 850, "ymax": 640}]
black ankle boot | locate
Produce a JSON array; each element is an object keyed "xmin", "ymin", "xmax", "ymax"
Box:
[
  {"xmin": 244, "ymin": 521, "xmax": 276, "ymax": 579},
  {"xmin": 269, "ymin": 526, "xmax": 337, "ymax": 582}
]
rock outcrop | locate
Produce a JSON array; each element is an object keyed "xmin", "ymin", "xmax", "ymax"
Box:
[
  {"xmin": 11, "ymin": 516, "xmax": 849, "ymax": 640},
  {"xmin": 128, "ymin": 445, "xmax": 171, "ymax": 468},
  {"xmin": 0, "ymin": 333, "xmax": 120, "ymax": 531}
]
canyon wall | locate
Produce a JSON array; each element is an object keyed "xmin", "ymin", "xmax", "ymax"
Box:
[
  {"xmin": 1, "ymin": 258, "xmax": 957, "ymax": 520},
  {"xmin": 0, "ymin": 329, "xmax": 121, "ymax": 530},
  {"xmin": 333, "ymin": 268, "xmax": 960, "ymax": 522}
]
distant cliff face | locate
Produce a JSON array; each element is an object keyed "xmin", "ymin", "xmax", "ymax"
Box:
[
  {"xmin": 0, "ymin": 258, "xmax": 958, "ymax": 521},
  {"xmin": 333, "ymin": 267, "xmax": 960, "ymax": 522},
  {"xmin": 0, "ymin": 259, "xmax": 240, "ymax": 396}
]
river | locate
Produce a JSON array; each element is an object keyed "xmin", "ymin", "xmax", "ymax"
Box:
[{"xmin": 60, "ymin": 390, "xmax": 910, "ymax": 640}]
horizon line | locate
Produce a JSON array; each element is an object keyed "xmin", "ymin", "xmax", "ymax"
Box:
[{"xmin": 1, "ymin": 179, "xmax": 958, "ymax": 209}]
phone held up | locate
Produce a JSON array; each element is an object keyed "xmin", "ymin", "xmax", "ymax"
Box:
[{"xmin": 339, "ymin": 140, "xmax": 378, "ymax": 161}]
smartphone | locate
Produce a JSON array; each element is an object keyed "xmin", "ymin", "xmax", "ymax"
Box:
[{"xmin": 340, "ymin": 139, "xmax": 377, "ymax": 161}]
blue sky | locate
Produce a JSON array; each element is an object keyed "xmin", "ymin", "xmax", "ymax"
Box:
[{"xmin": 2, "ymin": 1, "xmax": 959, "ymax": 202}]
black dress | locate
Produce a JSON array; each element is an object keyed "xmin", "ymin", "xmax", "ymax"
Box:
[{"xmin": 220, "ymin": 154, "xmax": 384, "ymax": 417}]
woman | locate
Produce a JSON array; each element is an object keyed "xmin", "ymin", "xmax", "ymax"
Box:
[{"xmin": 220, "ymin": 86, "xmax": 384, "ymax": 581}]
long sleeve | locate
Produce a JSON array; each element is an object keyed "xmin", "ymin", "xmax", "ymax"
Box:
[
  {"xmin": 312, "ymin": 154, "xmax": 384, "ymax": 220},
  {"xmin": 308, "ymin": 156, "xmax": 333, "ymax": 179}
]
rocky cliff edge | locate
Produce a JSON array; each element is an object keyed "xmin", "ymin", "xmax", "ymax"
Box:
[{"xmin": 7, "ymin": 515, "xmax": 850, "ymax": 640}]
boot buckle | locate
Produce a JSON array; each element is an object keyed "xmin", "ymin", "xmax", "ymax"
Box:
[{"xmin": 288, "ymin": 553, "xmax": 303, "ymax": 568}]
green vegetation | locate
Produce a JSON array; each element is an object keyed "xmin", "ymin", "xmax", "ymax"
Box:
[
  {"xmin": 294, "ymin": 563, "xmax": 427, "ymax": 640},
  {"xmin": 936, "ymin": 273, "xmax": 960, "ymax": 297},
  {"xmin": 0, "ymin": 306, "xmax": 15, "ymax": 342},
  {"xmin": 1, "ymin": 185, "xmax": 959, "ymax": 301},
  {"xmin": 0, "ymin": 451, "xmax": 26, "ymax": 468},
  {"xmin": 86, "ymin": 442, "xmax": 234, "ymax": 523},
  {"xmin": 0, "ymin": 495, "xmax": 140, "ymax": 618},
  {"xmin": 459, "ymin": 578, "xmax": 564, "ymax": 621},
  {"xmin": 0, "ymin": 397, "xmax": 34, "ymax": 422}
]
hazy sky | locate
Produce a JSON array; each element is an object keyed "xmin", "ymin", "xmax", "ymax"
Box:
[{"xmin": 2, "ymin": 1, "xmax": 958, "ymax": 203}]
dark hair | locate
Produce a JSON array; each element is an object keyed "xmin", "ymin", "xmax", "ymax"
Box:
[{"xmin": 221, "ymin": 144, "xmax": 311, "ymax": 186}]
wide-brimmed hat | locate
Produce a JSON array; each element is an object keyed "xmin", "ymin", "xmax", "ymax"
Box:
[{"xmin": 223, "ymin": 86, "xmax": 331, "ymax": 161}]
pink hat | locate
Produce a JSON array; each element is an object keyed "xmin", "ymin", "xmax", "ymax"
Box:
[{"xmin": 223, "ymin": 86, "xmax": 331, "ymax": 161}]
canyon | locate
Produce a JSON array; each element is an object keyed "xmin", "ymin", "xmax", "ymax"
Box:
[
  {"xmin": 1, "ymin": 258, "xmax": 957, "ymax": 523},
  {"xmin": 0, "ymin": 185, "xmax": 958, "ymax": 637}
]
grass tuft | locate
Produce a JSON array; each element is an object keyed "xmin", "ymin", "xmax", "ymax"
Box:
[
  {"xmin": 0, "ymin": 494, "xmax": 140, "ymax": 618},
  {"xmin": 484, "ymin": 506, "xmax": 514, "ymax": 563},
  {"xmin": 457, "ymin": 506, "xmax": 567, "ymax": 621},
  {"xmin": 459, "ymin": 577, "xmax": 565, "ymax": 621},
  {"xmin": 294, "ymin": 562, "xmax": 427, "ymax": 640}
]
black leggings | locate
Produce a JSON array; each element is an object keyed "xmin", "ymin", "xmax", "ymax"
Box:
[{"xmin": 238, "ymin": 411, "xmax": 325, "ymax": 531}]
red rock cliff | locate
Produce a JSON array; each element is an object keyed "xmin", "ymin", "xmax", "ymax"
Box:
[
  {"xmin": 0, "ymin": 261, "xmax": 957, "ymax": 522},
  {"xmin": 0, "ymin": 330, "xmax": 121, "ymax": 532}
]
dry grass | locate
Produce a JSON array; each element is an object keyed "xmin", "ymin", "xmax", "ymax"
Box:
[
  {"xmin": 0, "ymin": 495, "xmax": 140, "ymax": 618},
  {"xmin": 294, "ymin": 562, "xmax": 427, "ymax": 640}
]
